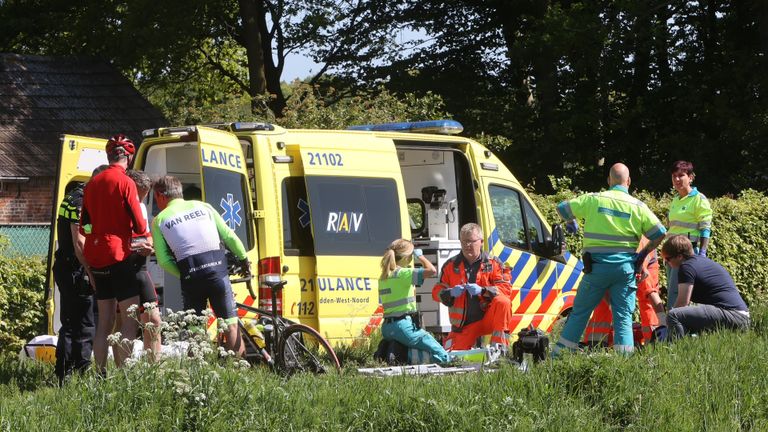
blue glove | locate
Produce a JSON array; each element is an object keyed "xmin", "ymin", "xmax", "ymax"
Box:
[
  {"xmin": 413, "ymin": 248, "xmax": 424, "ymax": 258},
  {"xmin": 449, "ymin": 285, "xmax": 465, "ymax": 298},
  {"xmin": 698, "ymin": 248, "xmax": 707, "ymax": 257},
  {"xmin": 653, "ymin": 326, "xmax": 668, "ymax": 343},
  {"xmin": 465, "ymin": 283, "xmax": 483, "ymax": 297},
  {"xmin": 565, "ymin": 220, "xmax": 579, "ymax": 234}
]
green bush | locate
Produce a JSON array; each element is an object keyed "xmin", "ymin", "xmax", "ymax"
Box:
[
  {"xmin": 0, "ymin": 244, "xmax": 46, "ymax": 355},
  {"xmin": 530, "ymin": 184, "xmax": 768, "ymax": 308}
]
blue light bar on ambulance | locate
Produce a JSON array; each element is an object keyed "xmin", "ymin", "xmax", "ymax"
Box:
[{"xmin": 347, "ymin": 119, "xmax": 463, "ymax": 135}]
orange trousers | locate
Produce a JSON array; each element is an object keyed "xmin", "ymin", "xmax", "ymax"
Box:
[
  {"xmin": 584, "ymin": 261, "xmax": 660, "ymax": 345},
  {"xmin": 444, "ymin": 294, "xmax": 512, "ymax": 351}
]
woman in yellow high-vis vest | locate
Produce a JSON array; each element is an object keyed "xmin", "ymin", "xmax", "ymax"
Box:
[
  {"xmin": 378, "ymin": 239, "xmax": 450, "ymax": 364},
  {"xmin": 666, "ymin": 161, "xmax": 712, "ymax": 312}
]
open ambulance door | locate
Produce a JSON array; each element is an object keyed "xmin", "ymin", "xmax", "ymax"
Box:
[
  {"xmin": 466, "ymin": 143, "xmax": 581, "ymax": 336},
  {"xmin": 136, "ymin": 126, "xmax": 257, "ymax": 314},
  {"xmin": 45, "ymin": 135, "xmax": 108, "ymax": 334},
  {"xmin": 298, "ymin": 136, "xmax": 408, "ymax": 343}
]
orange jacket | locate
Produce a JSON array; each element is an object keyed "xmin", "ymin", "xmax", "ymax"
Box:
[{"xmin": 432, "ymin": 253, "xmax": 512, "ymax": 331}]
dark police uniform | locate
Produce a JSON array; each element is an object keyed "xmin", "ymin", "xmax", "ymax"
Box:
[{"xmin": 53, "ymin": 183, "xmax": 95, "ymax": 383}]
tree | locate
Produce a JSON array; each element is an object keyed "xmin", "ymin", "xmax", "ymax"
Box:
[{"xmin": 0, "ymin": 0, "xmax": 409, "ymax": 118}]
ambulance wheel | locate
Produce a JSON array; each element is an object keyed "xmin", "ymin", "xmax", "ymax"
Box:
[{"xmin": 278, "ymin": 324, "xmax": 341, "ymax": 374}]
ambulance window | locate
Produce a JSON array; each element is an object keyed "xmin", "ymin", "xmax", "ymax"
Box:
[
  {"xmin": 305, "ymin": 176, "xmax": 401, "ymax": 256},
  {"xmin": 523, "ymin": 199, "xmax": 545, "ymax": 244},
  {"xmin": 281, "ymin": 177, "xmax": 314, "ymax": 256},
  {"xmin": 201, "ymin": 167, "xmax": 253, "ymax": 249},
  {"xmin": 488, "ymin": 185, "xmax": 527, "ymax": 249}
]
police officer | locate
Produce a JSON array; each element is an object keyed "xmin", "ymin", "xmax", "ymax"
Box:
[
  {"xmin": 53, "ymin": 164, "xmax": 108, "ymax": 384},
  {"xmin": 553, "ymin": 163, "xmax": 666, "ymax": 355}
]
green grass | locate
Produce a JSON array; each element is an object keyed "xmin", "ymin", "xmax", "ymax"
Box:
[{"xmin": 2, "ymin": 308, "xmax": 768, "ymax": 432}]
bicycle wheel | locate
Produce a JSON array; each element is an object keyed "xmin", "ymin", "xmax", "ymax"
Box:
[{"xmin": 278, "ymin": 324, "xmax": 341, "ymax": 374}]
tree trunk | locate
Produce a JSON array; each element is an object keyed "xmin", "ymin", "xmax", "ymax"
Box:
[
  {"xmin": 254, "ymin": 1, "xmax": 286, "ymax": 117},
  {"xmin": 238, "ymin": 0, "xmax": 269, "ymax": 114}
]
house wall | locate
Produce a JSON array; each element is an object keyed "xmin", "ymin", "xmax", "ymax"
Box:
[{"xmin": 0, "ymin": 177, "xmax": 55, "ymax": 224}]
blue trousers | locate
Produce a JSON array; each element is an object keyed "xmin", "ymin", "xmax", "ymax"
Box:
[
  {"xmin": 556, "ymin": 262, "xmax": 637, "ymax": 354},
  {"xmin": 381, "ymin": 315, "xmax": 451, "ymax": 364}
]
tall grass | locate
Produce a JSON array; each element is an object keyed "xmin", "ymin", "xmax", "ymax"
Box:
[{"xmin": 1, "ymin": 307, "xmax": 767, "ymax": 431}]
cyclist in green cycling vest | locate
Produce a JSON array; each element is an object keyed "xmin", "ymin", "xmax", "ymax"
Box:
[
  {"xmin": 151, "ymin": 175, "xmax": 250, "ymax": 353},
  {"xmin": 378, "ymin": 239, "xmax": 450, "ymax": 364}
]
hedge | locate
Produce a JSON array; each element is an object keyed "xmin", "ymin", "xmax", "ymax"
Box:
[{"xmin": 0, "ymin": 243, "xmax": 46, "ymax": 355}]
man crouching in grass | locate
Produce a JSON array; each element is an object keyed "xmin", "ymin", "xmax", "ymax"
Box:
[{"xmin": 661, "ymin": 235, "xmax": 750, "ymax": 339}]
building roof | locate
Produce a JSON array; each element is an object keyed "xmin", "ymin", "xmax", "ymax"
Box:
[{"xmin": 0, "ymin": 53, "xmax": 167, "ymax": 177}]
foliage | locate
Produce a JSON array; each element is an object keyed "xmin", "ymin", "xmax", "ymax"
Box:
[
  {"xmin": 158, "ymin": 82, "xmax": 452, "ymax": 129},
  {"xmin": 0, "ymin": 249, "xmax": 46, "ymax": 355},
  {"xmin": 2, "ymin": 309, "xmax": 768, "ymax": 430},
  {"xmin": 279, "ymin": 84, "xmax": 451, "ymax": 129},
  {"xmin": 370, "ymin": 1, "xmax": 768, "ymax": 196},
  {"xmin": 2, "ymin": 1, "xmax": 767, "ymax": 194}
]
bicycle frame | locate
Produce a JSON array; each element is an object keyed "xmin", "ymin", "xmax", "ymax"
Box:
[{"xmin": 233, "ymin": 276, "xmax": 289, "ymax": 364}]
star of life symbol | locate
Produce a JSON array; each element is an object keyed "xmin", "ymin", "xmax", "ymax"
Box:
[
  {"xmin": 220, "ymin": 193, "xmax": 242, "ymax": 229},
  {"xmin": 297, "ymin": 198, "xmax": 311, "ymax": 228}
]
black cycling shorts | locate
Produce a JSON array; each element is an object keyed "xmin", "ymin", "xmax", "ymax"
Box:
[
  {"xmin": 91, "ymin": 260, "xmax": 139, "ymax": 302},
  {"xmin": 128, "ymin": 253, "xmax": 158, "ymax": 306},
  {"xmin": 180, "ymin": 274, "xmax": 236, "ymax": 320}
]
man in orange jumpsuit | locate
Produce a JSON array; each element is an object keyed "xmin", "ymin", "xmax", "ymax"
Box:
[
  {"xmin": 584, "ymin": 238, "xmax": 665, "ymax": 346},
  {"xmin": 432, "ymin": 223, "xmax": 513, "ymax": 350}
]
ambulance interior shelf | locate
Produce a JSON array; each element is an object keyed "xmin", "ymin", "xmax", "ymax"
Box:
[{"xmin": 397, "ymin": 146, "xmax": 474, "ymax": 241}]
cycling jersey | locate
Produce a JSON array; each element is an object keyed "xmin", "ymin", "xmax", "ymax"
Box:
[
  {"xmin": 81, "ymin": 165, "xmax": 146, "ymax": 268},
  {"xmin": 152, "ymin": 198, "xmax": 247, "ymax": 280}
]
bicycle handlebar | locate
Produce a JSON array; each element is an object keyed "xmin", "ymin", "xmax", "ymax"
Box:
[{"xmin": 230, "ymin": 274, "xmax": 257, "ymax": 299}]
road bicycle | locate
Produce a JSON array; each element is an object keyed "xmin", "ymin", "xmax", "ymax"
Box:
[{"xmin": 231, "ymin": 274, "xmax": 341, "ymax": 375}]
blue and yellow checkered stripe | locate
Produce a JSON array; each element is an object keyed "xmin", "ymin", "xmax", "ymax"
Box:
[{"xmin": 487, "ymin": 228, "xmax": 583, "ymax": 333}]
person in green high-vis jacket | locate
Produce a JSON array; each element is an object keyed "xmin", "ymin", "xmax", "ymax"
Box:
[
  {"xmin": 666, "ymin": 160, "xmax": 713, "ymax": 313},
  {"xmin": 378, "ymin": 239, "xmax": 450, "ymax": 364}
]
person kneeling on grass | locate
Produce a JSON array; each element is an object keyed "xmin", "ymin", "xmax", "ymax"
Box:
[
  {"xmin": 661, "ymin": 235, "xmax": 750, "ymax": 339},
  {"xmin": 378, "ymin": 239, "xmax": 451, "ymax": 364}
]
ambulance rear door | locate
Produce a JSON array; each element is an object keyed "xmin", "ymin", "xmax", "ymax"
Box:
[
  {"xmin": 466, "ymin": 143, "xmax": 582, "ymax": 335},
  {"xmin": 46, "ymin": 135, "xmax": 108, "ymax": 334},
  {"xmin": 136, "ymin": 126, "xmax": 257, "ymax": 314},
  {"xmin": 298, "ymin": 134, "xmax": 408, "ymax": 343}
]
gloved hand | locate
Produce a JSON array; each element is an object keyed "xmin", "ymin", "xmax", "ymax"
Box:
[
  {"xmin": 565, "ymin": 220, "xmax": 579, "ymax": 234},
  {"xmin": 633, "ymin": 250, "xmax": 649, "ymax": 276},
  {"xmin": 413, "ymin": 248, "xmax": 424, "ymax": 258},
  {"xmin": 449, "ymin": 285, "xmax": 465, "ymax": 298},
  {"xmin": 653, "ymin": 325, "xmax": 668, "ymax": 343},
  {"xmin": 698, "ymin": 248, "xmax": 707, "ymax": 257},
  {"xmin": 465, "ymin": 283, "xmax": 483, "ymax": 297},
  {"xmin": 238, "ymin": 258, "xmax": 252, "ymax": 278}
]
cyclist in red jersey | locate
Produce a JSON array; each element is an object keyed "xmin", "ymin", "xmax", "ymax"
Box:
[{"xmin": 80, "ymin": 134, "xmax": 147, "ymax": 373}]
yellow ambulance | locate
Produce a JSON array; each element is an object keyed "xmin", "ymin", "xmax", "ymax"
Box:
[{"xmin": 46, "ymin": 120, "xmax": 583, "ymax": 345}]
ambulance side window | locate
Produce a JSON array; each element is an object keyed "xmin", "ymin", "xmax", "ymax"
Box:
[
  {"xmin": 305, "ymin": 176, "xmax": 401, "ymax": 256},
  {"xmin": 281, "ymin": 177, "xmax": 314, "ymax": 256},
  {"xmin": 488, "ymin": 185, "xmax": 527, "ymax": 249},
  {"xmin": 523, "ymin": 200, "xmax": 545, "ymax": 244}
]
